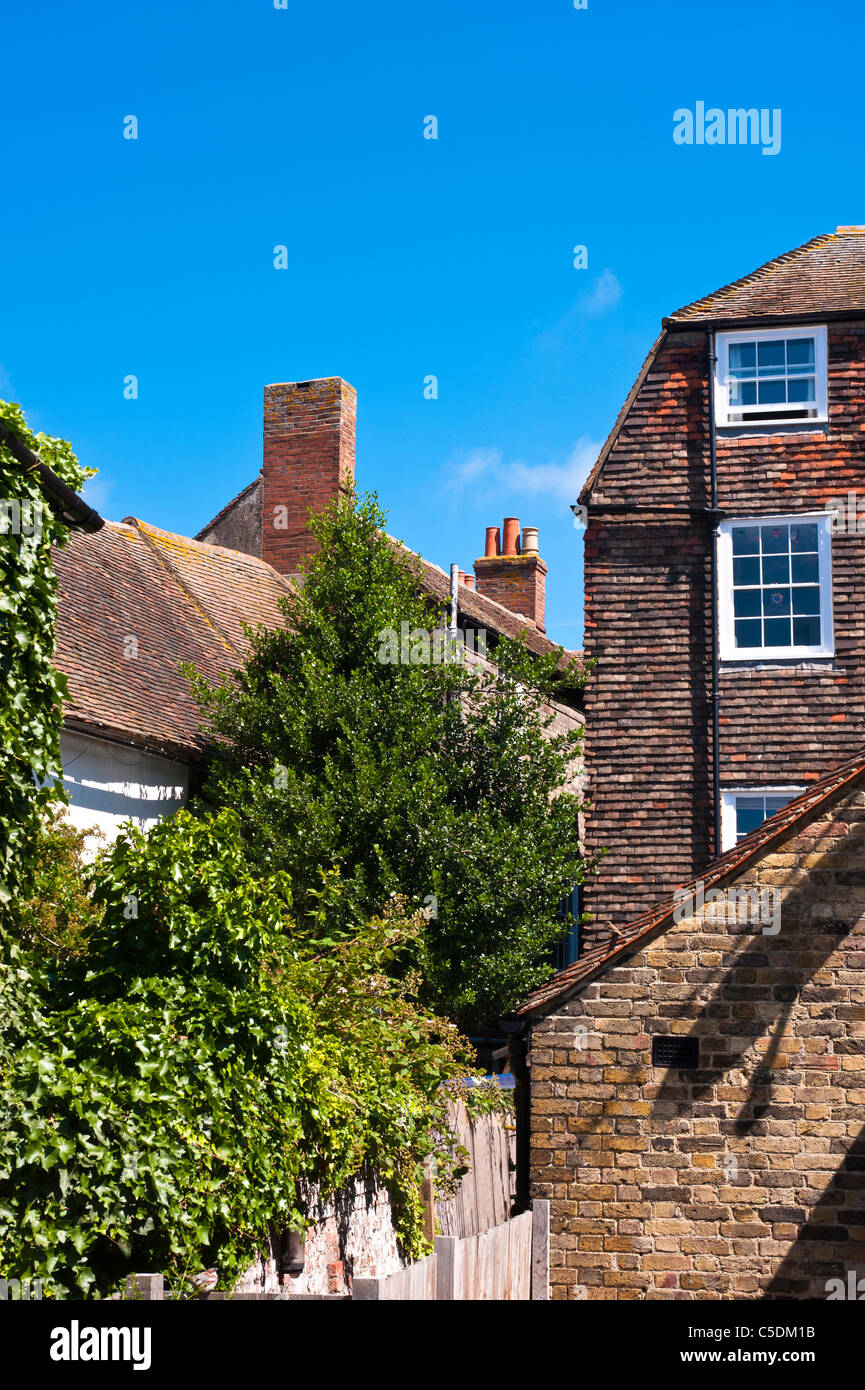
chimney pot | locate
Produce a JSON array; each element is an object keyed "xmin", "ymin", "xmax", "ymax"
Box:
[
  {"xmin": 463, "ymin": 574, "xmax": 475, "ymax": 590},
  {"xmin": 502, "ymin": 517, "xmax": 520, "ymax": 556},
  {"xmin": 521, "ymin": 526, "xmax": 539, "ymax": 554},
  {"xmin": 484, "ymin": 525, "xmax": 501, "ymax": 558}
]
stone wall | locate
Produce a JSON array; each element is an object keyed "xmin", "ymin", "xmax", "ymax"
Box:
[{"xmin": 529, "ymin": 780, "xmax": 865, "ymax": 1299}]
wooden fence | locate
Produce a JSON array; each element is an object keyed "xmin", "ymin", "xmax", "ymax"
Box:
[
  {"xmin": 127, "ymin": 1203, "xmax": 548, "ymax": 1302},
  {"xmin": 435, "ymin": 1099, "xmax": 515, "ymax": 1239}
]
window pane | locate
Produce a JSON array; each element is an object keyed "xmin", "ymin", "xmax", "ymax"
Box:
[
  {"xmin": 792, "ymin": 586, "xmax": 821, "ymax": 615},
  {"xmin": 790, "ymin": 523, "xmax": 819, "ymax": 552},
  {"xmin": 791, "ymin": 553, "xmax": 819, "ymax": 583},
  {"xmin": 734, "ymin": 618, "xmax": 762, "ymax": 648},
  {"xmin": 731, "ymin": 380, "xmax": 757, "ymax": 406},
  {"xmin": 787, "ymin": 377, "xmax": 816, "ymax": 403},
  {"xmin": 762, "ymin": 554, "xmax": 790, "ymax": 584},
  {"xmin": 764, "ymin": 617, "xmax": 792, "ymax": 646},
  {"xmin": 758, "ymin": 341, "xmax": 786, "ymax": 368},
  {"xmin": 765, "ymin": 795, "xmax": 793, "ymax": 814},
  {"xmin": 730, "ymin": 342, "xmax": 756, "ymax": 370},
  {"xmin": 733, "ymin": 556, "xmax": 760, "ymax": 586},
  {"xmin": 734, "ymin": 588, "xmax": 761, "ymax": 617},
  {"xmin": 736, "ymin": 806, "xmax": 766, "ymax": 838},
  {"xmin": 763, "ymin": 588, "xmax": 791, "ymax": 616},
  {"xmin": 732, "ymin": 526, "xmax": 760, "ymax": 555},
  {"xmin": 758, "ymin": 379, "xmax": 787, "ymax": 404},
  {"xmin": 786, "ymin": 338, "xmax": 815, "ymax": 366},
  {"xmin": 761, "ymin": 525, "xmax": 788, "ymax": 553},
  {"xmin": 793, "ymin": 616, "xmax": 821, "ymax": 645}
]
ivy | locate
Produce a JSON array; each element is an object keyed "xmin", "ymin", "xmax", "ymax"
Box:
[
  {"xmin": 0, "ymin": 401, "xmax": 91, "ymax": 929},
  {"xmin": 0, "ymin": 810, "xmax": 468, "ymax": 1297}
]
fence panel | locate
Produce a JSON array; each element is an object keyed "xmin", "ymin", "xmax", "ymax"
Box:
[{"xmin": 435, "ymin": 1100, "xmax": 515, "ymax": 1239}]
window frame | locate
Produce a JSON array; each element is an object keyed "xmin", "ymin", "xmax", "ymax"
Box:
[
  {"xmin": 720, "ymin": 787, "xmax": 806, "ymax": 853},
  {"xmin": 717, "ymin": 512, "xmax": 835, "ymax": 661},
  {"xmin": 714, "ymin": 324, "xmax": 828, "ymax": 429}
]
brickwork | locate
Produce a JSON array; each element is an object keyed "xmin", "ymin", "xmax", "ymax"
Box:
[
  {"xmin": 582, "ymin": 320, "xmax": 865, "ymax": 943},
  {"xmin": 529, "ymin": 781, "xmax": 865, "ymax": 1300},
  {"xmin": 474, "ymin": 554, "xmax": 547, "ymax": 631},
  {"xmin": 261, "ymin": 377, "xmax": 357, "ymax": 576}
]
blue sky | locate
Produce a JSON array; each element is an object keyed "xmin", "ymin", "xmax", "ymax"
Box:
[{"xmin": 2, "ymin": 0, "xmax": 862, "ymax": 646}]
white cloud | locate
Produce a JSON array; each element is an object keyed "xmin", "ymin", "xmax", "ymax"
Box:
[
  {"xmin": 447, "ymin": 437, "xmax": 600, "ymax": 507},
  {"xmin": 534, "ymin": 269, "xmax": 623, "ymax": 353},
  {"xmin": 80, "ymin": 474, "xmax": 115, "ymax": 513}
]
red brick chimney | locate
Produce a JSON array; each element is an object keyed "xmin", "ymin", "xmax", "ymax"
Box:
[
  {"xmin": 473, "ymin": 517, "xmax": 547, "ymax": 631},
  {"xmin": 261, "ymin": 377, "xmax": 356, "ymax": 575}
]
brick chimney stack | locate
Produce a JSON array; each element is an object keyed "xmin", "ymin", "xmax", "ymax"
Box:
[
  {"xmin": 261, "ymin": 377, "xmax": 356, "ymax": 576},
  {"xmin": 474, "ymin": 517, "xmax": 547, "ymax": 631}
]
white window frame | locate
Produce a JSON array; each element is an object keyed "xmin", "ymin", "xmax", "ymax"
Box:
[
  {"xmin": 720, "ymin": 787, "xmax": 805, "ymax": 853},
  {"xmin": 714, "ymin": 324, "xmax": 828, "ymax": 428},
  {"xmin": 717, "ymin": 512, "xmax": 834, "ymax": 661}
]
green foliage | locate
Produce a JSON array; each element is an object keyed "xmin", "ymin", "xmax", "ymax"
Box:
[
  {"xmin": 188, "ymin": 490, "xmax": 592, "ymax": 1027},
  {"xmin": 0, "ymin": 401, "xmax": 91, "ymax": 930},
  {"xmin": 0, "ymin": 809, "xmax": 468, "ymax": 1298},
  {"xmin": 14, "ymin": 814, "xmax": 104, "ymax": 964}
]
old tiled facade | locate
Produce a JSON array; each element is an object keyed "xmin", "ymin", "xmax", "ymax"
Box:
[{"xmin": 580, "ymin": 229, "xmax": 865, "ymax": 944}]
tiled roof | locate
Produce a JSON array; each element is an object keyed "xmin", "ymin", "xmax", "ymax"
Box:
[
  {"xmin": 520, "ymin": 749, "xmax": 865, "ymax": 1016},
  {"xmin": 667, "ymin": 226, "xmax": 865, "ymax": 324},
  {"xmin": 54, "ymin": 520, "xmax": 291, "ymax": 759}
]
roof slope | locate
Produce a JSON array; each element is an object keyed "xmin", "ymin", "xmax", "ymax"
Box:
[
  {"xmin": 520, "ymin": 749, "xmax": 865, "ymax": 1016},
  {"xmin": 667, "ymin": 226, "xmax": 865, "ymax": 324},
  {"xmin": 54, "ymin": 520, "xmax": 290, "ymax": 759}
]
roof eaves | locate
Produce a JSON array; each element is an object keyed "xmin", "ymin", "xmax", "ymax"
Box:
[{"xmin": 520, "ymin": 751, "xmax": 865, "ymax": 1017}]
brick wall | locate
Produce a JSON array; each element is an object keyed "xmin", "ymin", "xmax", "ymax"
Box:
[
  {"xmin": 262, "ymin": 377, "xmax": 356, "ymax": 576},
  {"xmin": 474, "ymin": 554, "xmax": 547, "ymax": 631},
  {"xmin": 529, "ymin": 780, "xmax": 865, "ymax": 1300},
  {"xmin": 583, "ymin": 320, "xmax": 865, "ymax": 943}
]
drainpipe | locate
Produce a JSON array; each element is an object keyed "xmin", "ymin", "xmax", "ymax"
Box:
[{"xmin": 707, "ymin": 330, "xmax": 721, "ymax": 858}]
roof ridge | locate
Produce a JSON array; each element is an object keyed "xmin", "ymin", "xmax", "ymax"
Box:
[
  {"xmin": 126, "ymin": 517, "xmax": 242, "ymax": 659},
  {"xmin": 668, "ymin": 231, "xmax": 837, "ymax": 322}
]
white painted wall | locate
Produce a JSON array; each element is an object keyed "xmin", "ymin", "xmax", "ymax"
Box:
[{"xmin": 60, "ymin": 731, "xmax": 189, "ymax": 850}]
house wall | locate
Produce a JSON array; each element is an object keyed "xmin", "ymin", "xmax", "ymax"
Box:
[
  {"xmin": 529, "ymin": 780, "xmax": 865, "ymax": 1300},
  {"xmin": 60, "ymin": 730, "xmax": 189, "ymax": 850},
  {"xmin": 582, "ymin": 320, "xmax": 865, "ymax": 943}
]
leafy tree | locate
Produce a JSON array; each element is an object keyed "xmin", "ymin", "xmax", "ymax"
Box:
[
  {"xmin": 188, "ymin": 491, "xmax": 591, "ymax": 1028},
  {"xmin": 0, "ymin": 809, "xmax": 467, "ymax": 1298},
  {"xmin": 14, "ymin": 814, "xmax": 104, "ymax": 964}
]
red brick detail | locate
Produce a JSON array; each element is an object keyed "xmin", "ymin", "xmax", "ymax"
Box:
[
  {"xmin": 474, "ymin": 554, "xmax": 547, "ymax": 631},
  {"xmin": 261, "ymin": 377, "xmax": 356, "ymax": 576}
]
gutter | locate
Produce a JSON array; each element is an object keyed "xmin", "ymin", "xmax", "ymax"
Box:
[{"xmin": 0, "ymin": 419, "xmax": 104, "ymax": 533}]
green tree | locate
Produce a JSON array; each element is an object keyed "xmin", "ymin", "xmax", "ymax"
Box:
[
  {"xmin": 0, "ymin": 809, "xmax": 467, "ymax": 1298},
  {"xmin": 189, "ymin": 491, "xmax": 591, "ymax": 1028},
  {"xmin": 14, "ymin": 814, "xmax": 104, "ymax": 964}
]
